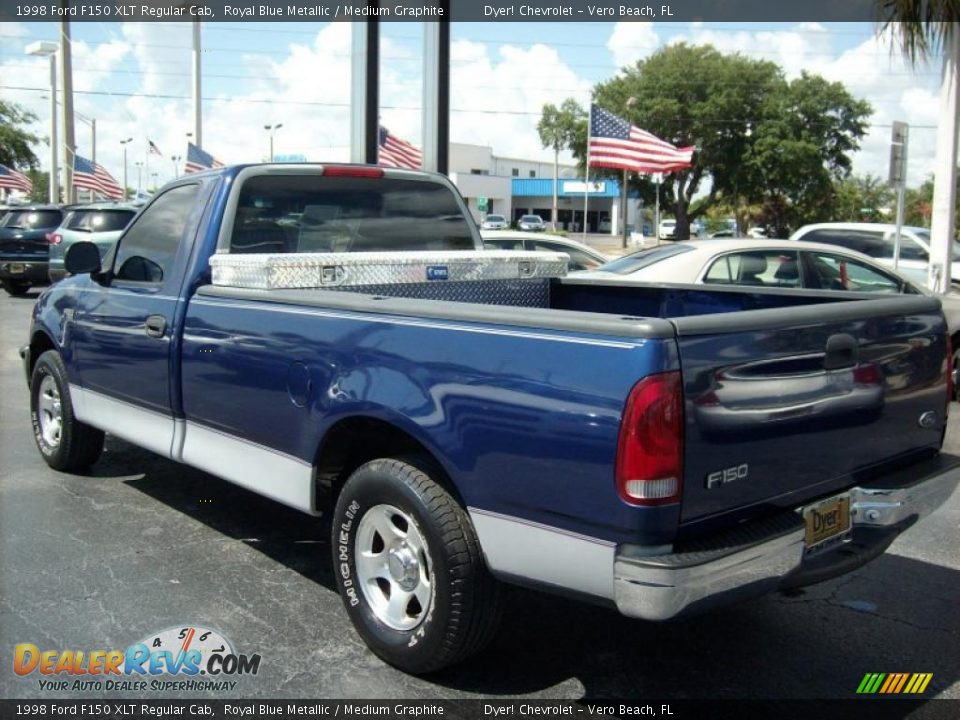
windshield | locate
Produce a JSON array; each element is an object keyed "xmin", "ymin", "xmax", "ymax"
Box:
[
  {"xmin": 2, "ymin": 210, "xmax": 63, "ymax": 230},
  {"xmin": 910, "ymin": 229, "xmax": 960, "ymax": 260},
  {"xmin": 66, "ymin": 209, "xmax": 136, "ymax": 232},
  {"xmin": 597, "ymin": 244, "xmax": 696, "ymax": 275},
  {"xmin": 521, "ymin": 215, "xmax": 541, "ymax": 222},
  {"xmin": 486, "ymin": 215, "xmax": 505, "ymax": 222}
]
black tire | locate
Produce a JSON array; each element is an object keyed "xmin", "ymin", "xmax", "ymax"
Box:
[
  {"xmin": 30, "ymin": 350, "xmax": 105, "ymax": 471},
  {"xmin": 2, "ymin": 279, "xmax": 30, "ymax": 296},
  {"xmin": 332, "ymin": 456, "xmax": 502, "ymax": 674}
]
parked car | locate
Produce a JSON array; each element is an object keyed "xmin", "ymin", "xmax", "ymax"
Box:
[
  {"xmin": 22, "ymin": 164, "xmax": 958, "ymax": 675},
  {"xmin": 517, "ymin": 214, "xmax": 545, "ymax": 232},
  {"xmin": 572, "ymin": 237, "xmax": 960, "ymax": 396},
  {"xmin": 48, "ymin": 203, "xmax": 139, "ymax": 282},
  {"xmin": 480, "ymin": 213, "xmax": 509, "ymax": 230},
  {"xmin": 790, "ymin": 222, "xmax": 958, "ymax": 288},
  {"xmin": 481, "ymin": 229, "xmax": 608, "ymax": 271},
  {"xmin": 747, "ymin": 226, "xmax": 768, "ymax": 239},
  {"xmin": 0, "ymin": 205, "xmax": 66, "ymax": 295},
  {"xmin": 658, "ymin": 218, "xmax": 676, "ymax": 240}
]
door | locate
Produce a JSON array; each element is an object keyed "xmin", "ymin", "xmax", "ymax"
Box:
[{"xmin": 71, "ymin": 183, "xmax": 202, "ymax": 456}]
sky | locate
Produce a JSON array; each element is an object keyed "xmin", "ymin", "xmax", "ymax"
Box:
[{"xmin": 0, "ymin": 20, "xmax": 947, "ymax": 192}]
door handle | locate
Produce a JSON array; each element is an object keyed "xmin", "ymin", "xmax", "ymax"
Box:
[
  {"xmin": 824, "ymin": 333, "xmax": 858, "ymax": 370},
  {"xmin": 145, "ymin": 315, "xmax": 167, "ymax": 339}
]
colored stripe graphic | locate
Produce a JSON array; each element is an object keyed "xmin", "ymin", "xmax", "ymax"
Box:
[{"xmin": 858, "ymin": 673, "xmax": 933, "ymax": 694}]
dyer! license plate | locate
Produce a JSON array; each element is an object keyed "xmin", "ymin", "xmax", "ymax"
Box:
[{"xmin": 803, "ymin": 494, "xmax": 851, "ymax": 550}]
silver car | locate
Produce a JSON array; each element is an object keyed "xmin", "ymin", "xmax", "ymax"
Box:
[{"xmin": 48, "ymin": 204, "xmax": 139, "ymax": 282}]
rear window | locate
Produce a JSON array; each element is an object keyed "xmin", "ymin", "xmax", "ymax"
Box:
[
  {"xmin": 2, "ymin": 210, "xmax": 63, "ymax": 229},
  {"xmin": 229, "ymin": 175, "xmax": 477, "ymax": 254},
  {"xmin": 597, "ymin": 244, "xmax": 695, "ymax": 275},
  {"xmin": 66, "ymin": 209, "xmax": 136, "ymax": 232}
]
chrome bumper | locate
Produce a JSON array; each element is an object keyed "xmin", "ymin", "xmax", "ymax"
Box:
[{"xmin": 614, "ymin": 454, "xmax": 960, "ymax": 621}]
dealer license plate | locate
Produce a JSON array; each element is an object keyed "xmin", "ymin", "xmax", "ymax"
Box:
[
  {"xmin": 802, "ymin": 494, "xmax": 851, "ymax": 551},
  {"xmin": 9, "ymin": 263, "xmax": 25, "ymax": 274}
]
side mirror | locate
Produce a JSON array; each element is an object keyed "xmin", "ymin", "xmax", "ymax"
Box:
[{"xmin": 64, "ymin": 241, "xmax": 102, "ymax": 276}]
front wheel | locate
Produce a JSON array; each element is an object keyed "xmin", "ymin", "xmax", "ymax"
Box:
[
  {"xmin": 30, "ymin": 350, "xmax": 105, "ymax": 471},
  {"xmin": 332, "ymin": 457, "xmax": 502, "ymax": 674}
]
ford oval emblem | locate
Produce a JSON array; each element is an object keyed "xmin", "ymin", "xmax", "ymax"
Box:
[{"xmin": 918, "ymin": 411, "xmax": 938, "ymax": 429}]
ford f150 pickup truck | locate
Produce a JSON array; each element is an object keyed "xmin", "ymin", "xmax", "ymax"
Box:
[{"xmin": 22, "ymin": 164, "xmax": 960, "ymax": 674}]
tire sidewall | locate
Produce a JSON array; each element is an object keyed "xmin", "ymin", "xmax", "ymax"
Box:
[
  {"xmin": 30, "ymin": 353, "xmax": 70, "ymax": 466},
  {"xmin": 333, "ymin": 460, "xmax": 454, "ymax": 670}
]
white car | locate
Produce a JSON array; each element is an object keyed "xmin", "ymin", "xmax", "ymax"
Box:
[
  {"xmin": 790, "ymin": 222, "xmax": 960, "ymax": 288},
  {"xmin": 480, "ymin": 230, "xmax": 608, "ymax": 272},
  {"xmin": 572, "ymin": 237, "xmax": 960, "ymax": 394},
  {"xmin": 481, "ymin": 214, "xmax": 508, "ymax": 230},
  {"xmin": 658, "ymin": 218, "xmax": 676, "ymax": 240},
  {"xmin": 517, "ymin": 214, "xmax": 546, "ymax": 232}
]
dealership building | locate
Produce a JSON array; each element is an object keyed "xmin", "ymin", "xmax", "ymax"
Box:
[{"xmin": 447, "ymin": 142, "xmax": 645, "ymax": 235}]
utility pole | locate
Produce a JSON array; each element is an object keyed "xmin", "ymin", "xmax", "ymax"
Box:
[
  {"xmin": 192, "ymin": 20, "xmax": 202, "ymax": 148},
  {"xmin": 60, "ymin": 14, "xmax": 76, "ymax": 203},
  {"xmin": 930, "ymin": 33, "xmax": 960, "ymax": 295}
]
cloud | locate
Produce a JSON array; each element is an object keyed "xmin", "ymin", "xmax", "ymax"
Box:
[{"xmin": 607, "ymin": 21, "xmax": 660, "ymax": 69}]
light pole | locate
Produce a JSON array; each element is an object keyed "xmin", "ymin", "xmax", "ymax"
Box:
[
  {"xmin": 264, "ymin": 123, "xmax": 283, "ymax": 162},
  {"xmin": 25, "ymin": 41, "xmax": 58, "ymax": 203},
  {"xmin": 120, "ymin": 137, "xmax": 132, "ymax": 200},
  {"xmin": 150, "ymin": 172, "xmax": 158, "ymax": 192},
  {"xmin": 74, "ymin": 110, "xmax": 96, "ymax": 164},
  {"xmin": 171, "ymin": 155, "xmax": 182, "ymax": 179},
  {"xmin": 622, "ymin": 96, "xmax": 637, "ymax": 248},
  {"xmin": 134, "ymin": 161, "xmax": 143, "ymax": 194}
]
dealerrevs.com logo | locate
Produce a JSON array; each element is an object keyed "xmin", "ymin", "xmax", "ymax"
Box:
[{"xmin": 14, "ymin": 625, "xmax": 261, "ymax": 692}]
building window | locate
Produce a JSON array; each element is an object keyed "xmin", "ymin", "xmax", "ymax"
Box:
[
  {"xmin": 470, "ymin": 169, "xmax": 488, "ymax": 175},
  {"xmin": 529, "ymin": 170, "xmax": 536, "ymax": 178},
  {"xmin": 511, "ymin": 168, "xmax": 519, "ymax": 177}
]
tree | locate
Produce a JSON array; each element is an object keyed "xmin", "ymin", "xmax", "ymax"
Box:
[
  {"xmin": 0, "ymin": 101, "xmax": 40, "ymax": 169},
  {"xmin": 880, "ymin": 3, "xmax": 960, "ymax": 291},
  {"xmin": 833, "ymin": 174, "xmax": 896, "ymax": 223},
  {"xmin": 537, "ymin": 99, "xmax": 586, "ymax": 230},
  {"xmin": 742, "ymin": 73, "xmax": 871, "ymax": 234},
  {"xmin": 590, "ymin": 44, "xmax": 783, "ymax": 239},
  {"xmin": 26, "ymin": 168, "xmax": 49, "ymax": 204}
]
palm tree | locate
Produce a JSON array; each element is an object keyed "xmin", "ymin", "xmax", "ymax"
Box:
[
  {"xmin": 879, "ymin": 4, "xmax": 959, "ymax": 293},
  {"xmin": 537, "ymin": 99, "xmax": 585, "ymax": 231}
]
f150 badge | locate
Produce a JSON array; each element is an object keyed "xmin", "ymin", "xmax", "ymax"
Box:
[{"xmin": 706, "ymin": 463, "xmax": 749, "ymax": 489}]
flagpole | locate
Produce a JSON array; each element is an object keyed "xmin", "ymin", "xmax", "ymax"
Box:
[
  {"xmin": 145, "ymin": 142, "xmax": 150, "ymax": 192},
  {"xmin": 583, "ymin": 104, "xmax": 592, "ymax": 240},
  {"xmin": 655, "ymin": 172, "xmax": 661, "ymax": 247}
]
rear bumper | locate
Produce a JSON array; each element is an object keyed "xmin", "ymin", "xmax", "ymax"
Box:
[
  {"xmin": 0, "ymin": 260, "xmax": 48, "ymax": 284},
  {"xmin": 613, "ymin": 453, "xmax": 960, "ymax": 621}
]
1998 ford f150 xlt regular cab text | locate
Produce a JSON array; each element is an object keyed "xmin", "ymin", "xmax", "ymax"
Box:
[{"xmin": 21, "ymin": 165, "xmax": 960, "ymax": 673}]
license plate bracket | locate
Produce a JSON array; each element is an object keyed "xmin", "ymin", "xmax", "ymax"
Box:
[
  {"xmin": 802, "ymin": 494, "xmax": 851, "ymax": 552},
  {"xmin": 9, "ymin": 263, "xmax": 25, "ymax": 274}
]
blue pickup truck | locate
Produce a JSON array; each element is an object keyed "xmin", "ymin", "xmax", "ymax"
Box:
[{"xmin": 22, "ymin": 165, "xmax": 960, "ymax": 674}]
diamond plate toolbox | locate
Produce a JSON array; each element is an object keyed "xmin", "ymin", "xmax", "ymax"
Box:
[{"xmin": 210, "ymin": 250, "xmax": 569, "ymax": 307}]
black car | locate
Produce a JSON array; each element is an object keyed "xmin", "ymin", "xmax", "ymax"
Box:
[{"xmin": 0, "ymin": 205, "xmax": 65, "ymax": 295}]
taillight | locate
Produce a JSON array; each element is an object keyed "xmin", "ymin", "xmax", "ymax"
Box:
[
  {"xmin": 852, "ymin": 363, "xmax": 883, "ymax": 386},
  {"xmin": 46, "ymin": 233, "xmax": 62, "ymax": 245},
  {"xmin": 322, "ymin": 165, "xmax": 384, "ymax": 178},
  {"xmin": 616, "ymin": 371, "xmax": 684, "ymax": 506}
]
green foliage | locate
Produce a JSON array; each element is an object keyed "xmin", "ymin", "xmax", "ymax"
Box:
[
  {"xmin": 0, "ymin": 101, "xmax": 40, "ymax": 170},
  {"xmin": 878, "ymin": 1, "xmax": 959, "ymax": 64},
  {"xmin": 832, "ymin": 174, "xmax": 896, "ymax": 223},
  {"xmin": 537, "ymin": 99, "xmax": 585, "ymax": 154},
  {"xmin": 26, "ymin": 168, "xmax": 49, "ymax": 203}
]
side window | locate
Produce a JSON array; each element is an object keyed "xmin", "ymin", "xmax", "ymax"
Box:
[
  {"xmin": 531, "ymin": 240, "xmax": 603, "ymax": 271},
  {"xmin": 482, "ymin": 238, "xmax": 524, "ymax": 251},
  {"xmin": 113, "ymin": 184, "xmax": 200, "ymax": 283},
  {"xmin": 891, "ymin": 235, "xmax": 929, "ymax": 262},
  {"xmin": 803, "ymin": 252, "xmax": 901, "ymax": 293},
  {"xmin": 703, "ymin": 251, "xmax": 799, "ymax": 287}
]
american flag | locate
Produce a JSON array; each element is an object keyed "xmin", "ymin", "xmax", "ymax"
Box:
[
  {"xmin": 148, "ymin": 139, "xmax": 163, "ymax": 156},
  {"xmin": 184, "ymin": 142, "xmax": 225, "ymax": 174},
  {"xmin": 0, "ymin": 164, "xmax": 33, "ymax": 194},
  {"xmin": 588, "ymin": 105, "xmax": 694, "ymax": 174},
  {"xmin": 73, "ymin": 155, "xmax": 124, "ymax": 200},
  {"xmin": 378, "ymin": 126, "xmax": 422, "ymax": 170}
]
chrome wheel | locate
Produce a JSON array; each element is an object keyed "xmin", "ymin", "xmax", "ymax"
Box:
[
  {"xmin": 355, "ymin": 503, "xmax": 433, "ymax": 631},
  {"xmin": 37, "ymin": 375, "xmax": 63, "ymax": 448}
]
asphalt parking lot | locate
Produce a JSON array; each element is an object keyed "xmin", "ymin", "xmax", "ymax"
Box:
[{"xmin": 1, "ymin": 288, "xmax": 958, "ymax": 701}]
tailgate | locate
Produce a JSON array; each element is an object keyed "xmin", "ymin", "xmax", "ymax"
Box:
[
  {"xmin": 0, "ymin": 229, "xmax": 49, "ymax": 260},
  {"xmin": 673, "ymin": 295, "xmax": 949, "ymax": 525}
]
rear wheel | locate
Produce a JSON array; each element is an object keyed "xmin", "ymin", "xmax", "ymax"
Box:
[
  {"xmin": 30, "ymin": 351, "xmax": 104, "ymax": 471},
  {"xmin": 2, "ymin": 279, "xmax": 30, "ymax": 296},
  {"xmin": 332, "ymin": 456, "xmax": 502, "ymax": 674}
]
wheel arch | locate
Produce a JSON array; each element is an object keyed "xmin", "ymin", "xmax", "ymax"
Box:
[
  {"xmin": 313, "ymin": 414, "xmax": 467, "ymax": 513},
  {"xmin": 28, "ymin": 329, "xmax": 59, "ymax": 377}
]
